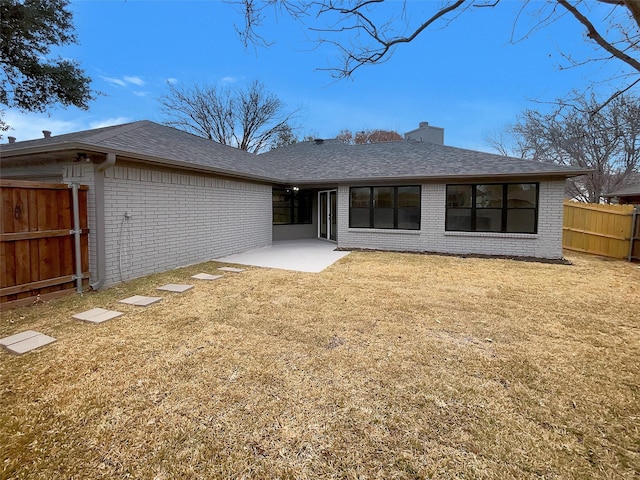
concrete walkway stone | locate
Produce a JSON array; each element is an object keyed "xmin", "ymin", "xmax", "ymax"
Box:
[
  {"xmin": 218, "ymin": 267, "xmax": 245, "ymax": 273},
  {"xmin": 157, "ymin": 284, "xmax": 194, "ymax": 293},
  {"xmin": 1, "ymin": 330, "xmax": 56, "ymax": 354},
  {"xmin": 192, "ymin": 273, "xmax": 224, "ymax": 281},
  {"xmin": 73, "ymin": 308, "xmax": 124, "ymax": 324},
  {"xmin": 0, "ymin": 330, "xmax": 41, "ymax": 346},
  {"xmin": 119, "ymin": 295, "xmax": 163, "ymax": 306}
]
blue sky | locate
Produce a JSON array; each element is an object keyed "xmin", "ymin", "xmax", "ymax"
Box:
[{"xmin": 3, "ymin": 0, "xmax": 629, "ymax": 152}]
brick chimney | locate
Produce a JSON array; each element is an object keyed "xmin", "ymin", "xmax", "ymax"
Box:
[
  {"xmin": 42, "ymin": 130, "xmax": 52, "ymax": 138},
  {"xmin": 8, "ymin": 136, "xmax": 16, "ymax": 144}
]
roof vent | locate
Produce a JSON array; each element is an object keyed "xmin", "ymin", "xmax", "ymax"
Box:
[
  {"xmin": 314, "ymin": 138, "xmax": 324, "ymax": 145},
  {"xmin": 42, "ymin": 130, "xmax": 52, "ymax": 138},
  {"xmin": 419, "ymin": 121, "xmax": 429, "ymax": 128},
  {"xmin": 8, "ymin": 136, "xmax": 16, "ymax": 144}
]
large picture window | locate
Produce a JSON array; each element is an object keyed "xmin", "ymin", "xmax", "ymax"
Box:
[
  {"xmin": 446, "ymin": 183, "xmax": 538, "ymax": 233},
  {"xmin": 273, "ymin": 188, "xmax": 312, "ymax": 225},
  {"xmin": 349, "ymin": 186, "xmax": 421, "ymax": 230}
]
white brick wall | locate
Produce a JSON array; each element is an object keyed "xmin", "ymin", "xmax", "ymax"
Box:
[
  {"xmin": 337, "ymin": 180, "xmax": 567, "ymax": 259},
  {"xmin": 64, "ymin": 163, "xmax": 271, "ymax": 287},
  {"xmin": 101, "ymin": 165, "xmax": 272, "ymax": 286}
]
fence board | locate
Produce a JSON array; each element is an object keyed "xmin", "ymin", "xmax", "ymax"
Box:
[
  {"xmin": 563, "ymin": 201, "xmax": 636, "ymax": 259},
  {"xmin": 0, "ymin": 180, "xmax": 72, "ymax": 189},
  {"xmin": 1, "ymin": 190, "xmax": 12, "ymax": 235},
  {"xmin": 0, "ymin": 230, "xmax": 89, "ymax": 241},
  {"xmin": 0, "ymin": 180, "xmax": 89, "ymax": 309},
  {"xmin": 29, "ymin": 233, "xmax": 40, "ymax": 286},
  {"xmin": 15, "ymin": 239, "xmax": 30, "ymax": 286},
  {"xmin": 0, "ymin": 274, "xmax": 89, "ymax": 296}
]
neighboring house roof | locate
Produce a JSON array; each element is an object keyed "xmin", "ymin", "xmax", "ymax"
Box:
[
  {"xmin": 604, "ymin": 183, "xmax": 640, "ymax": 197},
  {"xmin": 1, "ymin": 120, "xmax": 588, "ymax": 184}
]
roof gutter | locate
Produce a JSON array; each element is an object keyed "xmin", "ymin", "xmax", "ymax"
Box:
[
  {"xmin": 89, "ymin": 152, "xmax": 116, "ymax": 290},
  {"xmin": 0, "ymin": 142, "xmax": 102, "ymax": 158}
]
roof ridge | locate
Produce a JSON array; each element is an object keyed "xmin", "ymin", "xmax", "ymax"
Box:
[{"xmin": 85, "ymin": 120, "xmax": 152, "ymax": 143}]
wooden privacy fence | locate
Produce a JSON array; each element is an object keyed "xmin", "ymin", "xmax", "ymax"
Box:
[
  {"xmin": 563, "ymin": 200, "xmax": 639, "ymax": 261},
  {"xmin": 1, "ymin": 180, "xmax": 90, "ymax": 310}
]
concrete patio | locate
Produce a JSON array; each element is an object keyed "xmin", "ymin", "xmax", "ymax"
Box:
[{"xmin": 215, "ymin": 239, "xmax": 350, "ymax": 273}]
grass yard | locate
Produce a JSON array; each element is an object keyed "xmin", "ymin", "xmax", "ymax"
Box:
[{"xmin": 0, "ymin": 251, "xmax": 639, "ymax": 479}]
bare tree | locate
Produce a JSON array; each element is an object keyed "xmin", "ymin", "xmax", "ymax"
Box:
[
  {"xmin": 337, "ymin": 128, "xmax": 402, "ymax": 144},
  {"xmin": 269, "ymin": 123, "xmax": 297, "ymax": 149},
  {"xmin": 160, "ymin": 80, "xmax": 297, "ymax": 153},
  {"xmin": 492, "ymin": 93, "xmax": 640, "ymax": 203},
  {"xmin": 229, "ymin": 1, "xmax": 640, "ymax": 106}
]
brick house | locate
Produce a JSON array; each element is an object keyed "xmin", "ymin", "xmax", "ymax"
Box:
[{"xmin": 1, "ymin": 120, "xmax": 586, "ymax": 287}]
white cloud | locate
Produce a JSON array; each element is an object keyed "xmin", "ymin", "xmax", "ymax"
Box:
[
  {"xmin": 124, "ymin": 76, "xmax": 145, "ymax": 86},
  {"xmin": 2, "ymin": 111, "xmax": 80, "ymax": 141},
  {"xmin": 221, "ymin": 76, "xmax": 237, "ymax": 84},
  {"xmin": 89, "ymin": 116, "xmax": 132, "ymax": 129},
  {"xmin": 101, "ymin": 76, "xmax": 127, "ymax": 87},
  {"xmin": 166, "ymin": 78, "xmax": 179, "ymax": 84},
  {"xmin": 1, "ymin": 111, "xmax": 132, "ymax": 142},
  {"xmin": 133, "ymin": 91, "xmax": 149, "ymax": 97},
  {"xmin": 100, "ymin": 75, "xmax": 146, "ymax": 89}
]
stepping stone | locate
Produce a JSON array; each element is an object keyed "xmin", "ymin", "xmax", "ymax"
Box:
[
  {"xmin": 73, "ymin": 308, "xmax": 124, "ymax": 324},
  {"xmin": 192, "ymin": 273, "xmax": 224, "ymax": 281},
  {"xmin": 0, "ymin": 330, "xmax": 41, "ymax": 346},
  {"xmin": 1, "ymin": 330, "xmax": 56, "ymax": 355},
  {"xmin": 218, "ymin": 267, "xmax": 245, "ymax": 273},
  {"xmin": 157, "ymin": 284, "xmax": 194, "ymax": 293},
  {"xmin": 119, "ymin": 295, "xmax": 163, "ymax": 307}
]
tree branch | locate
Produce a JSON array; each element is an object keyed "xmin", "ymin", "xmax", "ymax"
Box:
[
  {"xmin": 623, "ymin": 0, "xmax": 640, "ymax": 28},
  {"xmin": 590, "ymin": 77, "xmax": 640, "ymax": 116},
  {"xmin": 319, "ymin": 0, "xmax": 469, "ymax": 77},
  {"xmin": 557, "ymin": 0, "xmax": 640, "ymax": 73}
]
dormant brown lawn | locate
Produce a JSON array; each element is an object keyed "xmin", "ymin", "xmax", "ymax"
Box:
[{"xmin": 1, "ymin": 252, "xmax": 638, "ymax": 479}]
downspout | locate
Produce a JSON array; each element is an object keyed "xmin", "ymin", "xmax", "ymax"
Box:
[
  {"xmin": 89, "ymin": 152, "xmax": 116, "ymax": 290},
  {"xmin": 70, "ymin": 183, "xmax": 83, "ymax": 293}
]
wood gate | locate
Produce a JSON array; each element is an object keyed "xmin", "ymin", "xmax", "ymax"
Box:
[{"xmin": 1, "ymin": 180, "xmax": 90, "ymax": 309}]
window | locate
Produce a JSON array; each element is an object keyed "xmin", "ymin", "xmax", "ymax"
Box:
[
  {"xmin": 273, "ymin": 188, "xmax": 312, "ymax": 225},
  {"xmin": 349, "ymin": 186, "xmax": 421, "ymax": 230},
  {"xmin": 446, "ymin": 183, "xmax": 538, "ymax": 233}
]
